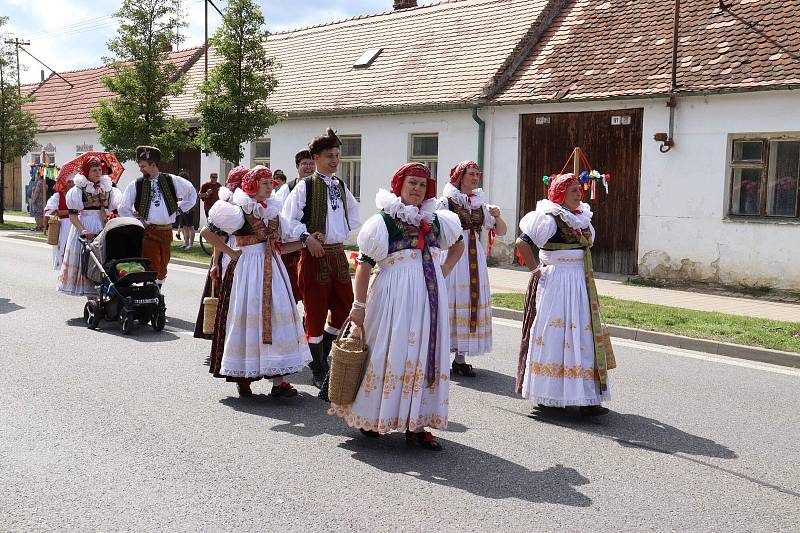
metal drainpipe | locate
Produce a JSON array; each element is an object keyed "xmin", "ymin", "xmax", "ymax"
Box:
[{"xmin": 471, "ymin": 106, "xmax": 485, "ymax": 169}]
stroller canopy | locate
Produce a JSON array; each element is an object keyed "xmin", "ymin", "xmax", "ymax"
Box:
[{"xmin": 89, "ymin": 217, "xmax": 145, "ymax": 264}]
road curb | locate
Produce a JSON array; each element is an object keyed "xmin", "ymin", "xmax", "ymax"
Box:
[{"xmin": 492, "ymin": 306, "xmax": 800, "ymax": 369}]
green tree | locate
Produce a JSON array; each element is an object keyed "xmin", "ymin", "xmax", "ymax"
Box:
[
  {"xmin": 0, "ymin": 16, "xmax": 37, "ymax": 224},
  {"xmin": 196, "ymin": 0, "xmax": 279, "ymax": 165},
  {"xmin": 92, "ymin": 0, "xmax": 190, "ymax": 162}
]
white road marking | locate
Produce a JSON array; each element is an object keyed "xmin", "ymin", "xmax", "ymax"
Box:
[{"xmin": 494, "ymin": 317, "xmax": 800, "ymax": 377}]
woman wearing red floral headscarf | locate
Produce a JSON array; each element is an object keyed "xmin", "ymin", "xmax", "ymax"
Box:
[
  {"xmin": 57, "ymin": 157, "xmax": 121, "ymax": 296},
  {"xmin": 328, "ymin": 163, "xmax": 464, "ymax": 450},
  {"xmin": 514, "ymin": 174, "xmax": 610, "ymax": 416},
  {"xmin": 200, "ymin": 165, "xmax": 311, "ymax": 398},
  {"xmin": 437, "ymin": 161, "xmax": 507, "ymax": 377}
]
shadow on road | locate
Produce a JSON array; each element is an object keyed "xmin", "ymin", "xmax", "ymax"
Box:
[
  {"xmin": 219, "ymin": 390, "xmax": 589, "ymax": 506},
  {"xmin": 65, "ymin": 317, "xmax": 181, "ymax": 342},
  {"xmin": 451, "ymin": 367, "xmax": 518, "ymax": 398},
  {"xmin": 0, "ymin": 297, "xmax": 24, "ymax": 315},
  {"xmin": 339, "ymin": 437, "xmax": 592, "ymax": 507},
  {"xmin": 529, "ymin": 408, "xmax": 737, "ymax": 459}
]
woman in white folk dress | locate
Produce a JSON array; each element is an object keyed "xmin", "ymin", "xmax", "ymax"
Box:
[
  {"xmin": 44, "ymin": 176, "xmax": 75, "ymax": 270},
  {"xmin": 438, "ymin": 161, "xmax": 507, "ymax": 377},
  {"xmin": 201, "ymin": 165, "xmax": 311, "ymax": 399},
  {"xmin": 515, "ymin": 173, "xmax": 611, "ymax": 416},
  {"xmin": 328, "ymin": 163, "xmax": 465, "ymax": 451},
  {"xmin": 57, "ymin": 157, "xmax": 121, "ymax": 297}
]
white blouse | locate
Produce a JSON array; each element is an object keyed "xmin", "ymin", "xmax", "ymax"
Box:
[
  {"xmin": 357, "ymin": 190, "xmax": 462, "ymax": 263},
  {"xmin": 207, "ymin": 189, "xmax": 292, "ymax": 241},
  {"xmin": 519, "ymin": 199, "xmax": 595, "ymax": 248},
  {"xmin": 437, "ymin": 182, "xmax": 497, "ymax": 231},
  {"xmin": 281, "ymin": 173, "xmax": 362, "ymax": 243},
  {"xmin": 66, "ymin": 176, "xmax": 121, "ymax": 211}
]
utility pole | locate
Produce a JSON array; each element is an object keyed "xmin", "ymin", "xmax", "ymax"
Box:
[{"xmin": 3, "ymin": 38, "xmax": 30, "ymax": 96}]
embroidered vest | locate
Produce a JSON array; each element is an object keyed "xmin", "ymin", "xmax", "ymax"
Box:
[
  {"xmin": 543, "ymin": 214, "xmax": 592, "ymax": 248},
  {"xmin": 134, "ymin": 173, "xmax": 179, "ymax": 221},
  {"xmin": 81, "ymin": 185, "xmax": 111, "ymax": 210},
  {"xmin": 57, "ymin": 192, "xmax": 69, "ymax": 219},
  {"xmin": 447, "ymin": 198, "xmax": 484, "ymax": 233},
  {"xmin": 300, "ymin": 173, "xmax": 350, "ymax": 236},
  {"xmin": 380, "ymin": 211, "xmax": 441, "ymax": 250}
]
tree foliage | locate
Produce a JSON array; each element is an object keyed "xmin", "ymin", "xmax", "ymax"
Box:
[
  {"xmin": 92, "ymin": 0, "xmax": 191, "ymax": 162},
  {"xmin": 0, "ymin": 16, "xmax": 38, "ymax": 223},
  {"xmin": 196, "ymin": 0, "xmax": 279, "ymax": 165}
]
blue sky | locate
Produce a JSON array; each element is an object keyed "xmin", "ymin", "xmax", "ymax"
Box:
[{"xmin": 3, "ymin": 0, "xmax": 391, "ymax": 84}]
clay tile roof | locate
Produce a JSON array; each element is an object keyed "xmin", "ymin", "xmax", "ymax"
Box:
[
  {"xmin": 24, "ymin": 47, "xmax": 204, "ymax": 132},
  {"xmin": 171, "ymin": 0, "xmax": 554, "ymax": 117},
  {"xmin": 496, "ymin": 0, "xmax": 800, "ymax": 103}
]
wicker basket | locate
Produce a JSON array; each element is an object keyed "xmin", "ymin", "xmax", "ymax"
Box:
[
  {"xmin": 328, "ymin": 322, "xmax": 369, "ymax": 406},
  {"xmin": 202, "ymin": 297, "xmax": 219, "ymax": 335},
  {"xmin": 46, "ymin": 216, "xmax": 60, "ymax": 245}
]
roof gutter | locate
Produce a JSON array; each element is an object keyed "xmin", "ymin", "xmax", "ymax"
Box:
[
  {"xmin": 283, "ymin": 101, "xmax": 479, "ymax": 119},
  {"xmin": 471, "ymin": 105, "xmax": 486, "ymax": 169}
]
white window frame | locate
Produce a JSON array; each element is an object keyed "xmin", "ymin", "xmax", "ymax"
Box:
[
  {"xmin": 409, "ymin": 133, "xmax": 439, "ymax": 180},
  {"xmin": 338, "ymin": 134, "xmax": 362, "ymax": 199},
  {"xmin": 252, "ymin": 138, "xmax": 271, "ymax": 168}
]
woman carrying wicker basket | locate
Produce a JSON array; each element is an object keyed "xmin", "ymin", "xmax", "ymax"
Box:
[
  {"xmin": 200, "ymin": 166, "xmax": 311, "ymax": 399},
  {"xmin": 328, "ymin": 163, "xmax": 464, "ymax": 451}
]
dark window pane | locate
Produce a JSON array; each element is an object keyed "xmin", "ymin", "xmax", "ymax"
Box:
[
  {"xmin": 341, "ymin": 136, "xmax": 361, "ymax": 157},
  {"xmin": 412, "ymin": 135, "xmax": 438, "ymax": 158},
  {"xmin": 731, "ymin": 167, "xmax": 763, "ymax": 215},
  {"xmin": 767, "ymin": 141, "xmax": 800, "ymax": 217},
  {"xmin": 733, "ymin": 140, "xmax": 763, "ymax": 162},
  {"xmin": 254, "ymin": 140, "xmax": 270, "ymax": 159}
]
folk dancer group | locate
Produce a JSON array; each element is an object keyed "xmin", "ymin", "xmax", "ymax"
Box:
[{"xmin": 49, "ymin": 128, "xmax": 613, "ymax": 452}]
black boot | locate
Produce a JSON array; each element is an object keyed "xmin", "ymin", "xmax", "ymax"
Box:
[
  {"xmin": 308, "ymin": 342, "xmax": 327, "ymax": 389},
  {"xmin": 322, "ymin": 331, "xmax": 337, "ymax": 366}
]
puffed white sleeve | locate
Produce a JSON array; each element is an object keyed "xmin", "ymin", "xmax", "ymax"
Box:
[
  {"xmin": 434, "ymin": 209, "xmax": 463, "ymax": 249},
  {"xmin": 344, "ymin": 185, "xmax": 362, "ymax": 232},
  {"xmin": 44, "ymin": 193, "xmax": 60, "ymax": 215},
  {"xmin": 108, "ymin": 187, "xmax": 123, "ymax": 211},
  {"xmin": 355, "ymin": 214, "xmax": 389, "ymax": 264},
  {"xmin": 118, "ymin": 182, "xmax": 136, "ymax": 217},
  {"xmin": 172, "ymin": 174, "xmax": 198, "ymax": 213},
  {"xmin": 281, "ymin": 179, "xmax": 308, "ymax": 240},
  {"xmin": 206, "ymin": 200, "xmax": 244, "ymax": 235},
  {"xmin": 482, "ymin": 204, "xmax": 497, "ymax": 230},
  {"xmin": 519, "ymin": 211, "xmax": 556, "ymax": 248},
  {"xmin": 65, "ymin": 186, "xmax": 84, "ymax": 211}
]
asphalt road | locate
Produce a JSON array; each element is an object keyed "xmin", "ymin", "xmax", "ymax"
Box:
[{"xmin": 1, "ymin": 233, "xmax": 798, "ymax": 532}]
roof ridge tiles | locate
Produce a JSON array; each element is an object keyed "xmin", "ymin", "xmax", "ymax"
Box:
[{"xmin": 266, "ymin": 0, "xmax": 499, "ymax": 37}]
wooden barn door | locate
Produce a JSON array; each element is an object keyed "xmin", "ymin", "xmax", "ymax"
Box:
[
  {"xmin": 518, "ymin": 109, "xmax": 642, "ymax": 275},
  {"xmin": 160, "ymin": 147, "xmax": 202, "ymax": 227}
]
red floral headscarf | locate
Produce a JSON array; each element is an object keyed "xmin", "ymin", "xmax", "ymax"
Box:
[
  {"xmin": 225, "ymin": 165, "xmax": 250, "ymax": 192},
  {"xmin": 548, "ymin": 173, "xmax": 583, "ymax": 205},
  {"xmin": 449, "ymin": 160, "xmax": 481, "ymax": 187},
  {"xmin": 81, "ymin": 156, "xmax": 104, "ymax": 178},
  {"xmin": 390, "ymin": 163, "xmax": 436, "ymax": 202},
  {"xmin": 241, "ymin": 165, "xmax": 273, "ymax": 196}
]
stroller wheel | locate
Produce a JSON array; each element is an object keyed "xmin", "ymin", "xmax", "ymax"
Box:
[
  {"xmin": 151, "ymin": 307, "xmax": 166, "ymax": 332},
  {"xmin": 120, "ymin": 309, "xmax": 134, "ymax": 335},
  {"xmin": 84, "ymin": 301, "xmax": 101, "ymax": 330}
]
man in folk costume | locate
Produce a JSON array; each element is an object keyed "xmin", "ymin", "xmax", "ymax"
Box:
[
  {"xmin": 119, "ymin": 146, "xmax": 197, "ymax": 286},
  {"xmin": 438, "ymin": 161, "xmax": 507, "ymax": 377},
  {"xmin": 276, "ymin": 150, "xmax": 315, "ymax": 303},
  {"xmin": 282, "ymin": 130, "xmax": 361, "ymax": 388}
]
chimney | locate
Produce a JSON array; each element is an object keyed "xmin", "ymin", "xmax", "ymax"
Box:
[
  {"xmin": 393, "ymin": 1, "xmax": 418, "ymax": 9},
  {"xmin": 40, "ymin": 70, "xmax": 45, "ymax": 82}
]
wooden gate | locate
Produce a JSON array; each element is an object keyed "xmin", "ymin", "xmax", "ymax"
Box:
[{"xmin": 518, "ymin": 109, "xmax": 643, "ymax": 274}]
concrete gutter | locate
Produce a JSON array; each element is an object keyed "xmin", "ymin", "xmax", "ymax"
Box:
[{"xmin": 492, "ymin": 306, "xmax": 800, "ymax": 370}]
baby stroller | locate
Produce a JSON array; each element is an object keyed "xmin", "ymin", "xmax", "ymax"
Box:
[{"xmin": 79, "ymin": 217, "xmax": 166, "ymax": 334}]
